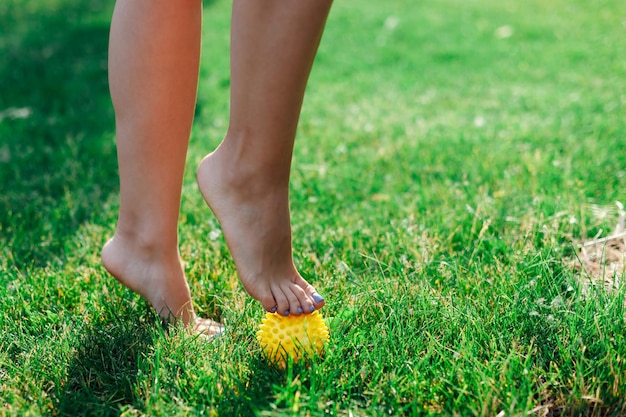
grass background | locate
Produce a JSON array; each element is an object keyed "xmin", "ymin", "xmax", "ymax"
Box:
[{"xmin": 1, "ymin": 0, "xmax": 626, "ymax": 415}]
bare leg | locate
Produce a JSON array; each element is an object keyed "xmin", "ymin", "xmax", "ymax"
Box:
[
  {"xmin": 197, "ymin": 0, "xmax": 332, "ymax": 316},
  {"xmin": 101, "ymin": 0, "xmax": 221, "ymax": 334}
]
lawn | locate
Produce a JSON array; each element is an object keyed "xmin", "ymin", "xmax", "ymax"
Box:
[{"xmin": 1, "ymin": 0, "xmax": 626, "ymax": 415}]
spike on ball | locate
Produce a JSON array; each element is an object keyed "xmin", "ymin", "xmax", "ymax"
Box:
[{"xmin": 257, "ymin": 310, "xmax": 330, "ymax": 367}]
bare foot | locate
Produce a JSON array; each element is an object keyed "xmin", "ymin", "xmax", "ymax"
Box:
[
  {"xmin": 101, "ymin": 235, "xmax": 223, "ymax": 337},
  {"xmin": 197, "ymin": 147, "xmax": 325, "ymax": 316}
]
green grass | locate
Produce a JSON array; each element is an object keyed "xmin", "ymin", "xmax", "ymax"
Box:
[{"xmin": 2, "ymin": 0, "xmax": 626, "ymax": 415}]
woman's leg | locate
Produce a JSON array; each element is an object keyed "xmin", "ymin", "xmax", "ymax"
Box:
[
  {"xmin": 197, "ymin": 0, "xmax": 333, "ymax": 316},
  {"xmin": 102, "ymin": 0, "xmax": 220, "ymax": 333}
]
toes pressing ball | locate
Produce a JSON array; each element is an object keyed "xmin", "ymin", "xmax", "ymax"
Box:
[{"xmin": 257, "ymin": 310, "xmax": 330, "ymax": 367}]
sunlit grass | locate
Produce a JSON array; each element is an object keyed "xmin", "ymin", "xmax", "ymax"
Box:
[{"xmin": 1, "ymin": 0, "xmax": 625, "ymax": 415}]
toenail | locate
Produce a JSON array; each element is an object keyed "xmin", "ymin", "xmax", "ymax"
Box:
[
  {"xmin": 297, "ymin": 307, "xmax": 303, "ymax": 314},
  {"xmin": 309, "ymin": 305, "xmax": 315, "ymax": 312},
  {"xmin": 284, "ymin": 310, "xmax": 290, "ymax": 315},
  {"xmin": 270, "ymin": 306, "xmax": 277, "ymax": 313},
  {"xmin": 312, "ymin": 293, "xmax": 325, "ymax": 304}
]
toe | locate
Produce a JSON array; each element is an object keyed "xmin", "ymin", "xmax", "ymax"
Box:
[
  {"xmin": 283, "ymin": 285, "xmax": 304, "ymax": 316},
  {"xmin": 289, "ymin": 282, "xmax": 314, "ymax": 315},
  {"xmin": 281, "ymin": 285, "xmax": 303, "ymax": 316},
  {"xmin": 295, "ymin": 276, "xmax": 325, "ymax": 311},
  {"xmin": 311, "ymin": 292, "xmax": 325, "ymax": 309},
  {"xmin": 270, "ymin": 284, "xmax": 291, "ymax": 316},
  {"xmin": 257, "ymin": 288, "xmax": 279, "ymax": 313},
  {"xmin": 192, "ymin": 318, "xmax": 225, "ymax": 338}
]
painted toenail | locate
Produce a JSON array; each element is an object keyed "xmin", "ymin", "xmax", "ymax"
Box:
[
  {"xmin": 297, "ymin": 307, "xmax": 303, "ymax": 314},
  {"xmin": 270, "ymin": 306, "xmax": 277, "ymax": 313},
  {"xmin": 312, "ymin": 293, "xmax": 325, "ymax": 303},
  {"xmin": 284, "ymin": 310, "xmax": 290, "ymax": 315},
  {"xmin": 310, "ymin": 305, "xmax": 315, "ymax": 312}
]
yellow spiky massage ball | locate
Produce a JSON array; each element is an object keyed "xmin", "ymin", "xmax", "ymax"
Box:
[{"xmin": 257, "ymin": 310, "xmax": 330, "ymax": 367}]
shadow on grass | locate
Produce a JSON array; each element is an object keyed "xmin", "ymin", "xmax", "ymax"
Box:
[
  {"xmin": 217, "ymin": 357, "xmax": 282, "ymax": 415},
  {"xmin": 0, "ymin": 0, "xmax": 117, "ymax": 268},
  {"xmin": 56, "ymin": 319, "xmax": 280, "ymax": 415},
  {"xmin": 55, "ymin": 313, "xmax": 158, "ymax": 416}
]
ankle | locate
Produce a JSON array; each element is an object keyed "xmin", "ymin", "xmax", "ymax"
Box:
[
  {"xmin": 109, "ymin": 228, "xmax": 180, "ymax": 261},
  {"xmin": 208, "ymin": 142, "xmax": 290, "ymax": 198}
]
